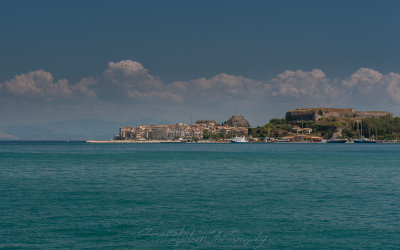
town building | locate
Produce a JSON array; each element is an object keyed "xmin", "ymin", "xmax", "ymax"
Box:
[
  {"xmin": 116, "ymin": 115, "xmax": 251, "ymax": 141},
  {"xmin": 148, "ymin": 126, "xmax": 169, "ymax": 140}
]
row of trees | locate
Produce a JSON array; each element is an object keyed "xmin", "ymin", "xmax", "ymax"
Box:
[
  {"xmin": 202, "ymin": 130, "xmax": 236, "ymax": 140},
  {"xmin": 248, "ymin": 119, "xmax": 290, "ymax": 138},
  {"xmin": 361, "ymin": 116, "xmax": 400, "ymax": 140}
]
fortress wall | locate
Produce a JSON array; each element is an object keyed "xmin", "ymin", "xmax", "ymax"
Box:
[
  {"xmin": 319, "ymin": 110, "xmax": 354, "ymax": 119},
  {"xmin": 354, "ymin": 111, "xmax": 393, "ymax": 118},
  {"xmin": 286, "ymin": 108, "xmax": 354, "ymax": 121},
  {"xmin": 285, "ymin": 111, "xmax": 315, "ymax": 121},
  {"xmin": 285, "ymin": 108, "xmax": 392, "ymax": 121}
]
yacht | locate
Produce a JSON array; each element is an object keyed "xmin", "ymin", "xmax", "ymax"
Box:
[
  {"xmin": 327, "ymin": 139, "xmax": 347, "ymax": 143},
  {"xmin": 354, "ymin": 120, "xmax": 376, "ymax": 143},
  {"xmin": 231, "ymin": 136, "xmax": 248, "ymax": 143},
  {"xmin": 353, "ymin": 137, "xmax": 377, "ymax": 143}
]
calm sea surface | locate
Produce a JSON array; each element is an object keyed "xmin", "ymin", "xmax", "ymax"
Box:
[{"xmin": 1, "ymin": 141, "xmax": 400, "ymax": 249}]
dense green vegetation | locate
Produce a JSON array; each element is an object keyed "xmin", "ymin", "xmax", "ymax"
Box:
[
  {"xmin": 362, "ymin": 116, "xmax": 400, "ymax": 140},
  {"xmin": 249, "ymin": 116, "xmax": 400, "ymax": 140},
  {"xmin": 203, "ymin": 130, "xmax": 234, "ymax": 140},
  {"xmin": 248, "ymin": 118, "xmax": 291, "ymax": 138}
]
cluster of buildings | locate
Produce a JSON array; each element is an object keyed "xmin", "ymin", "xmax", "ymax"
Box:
[
  {"xmin": 115, "ymin": 115, "xmax": 250, "ymax": 141},
  {"xmin": 275, "ymin": 134, "xmax": 324, "ymax": 143},
  {"xmin": 114, "ymin": 108, "xmax": 394, "ymax": 142}
]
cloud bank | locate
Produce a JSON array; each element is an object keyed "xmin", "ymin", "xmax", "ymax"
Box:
[{"xmin": 1, "ymin": 59, "xmax": 400, "ymax": 126}]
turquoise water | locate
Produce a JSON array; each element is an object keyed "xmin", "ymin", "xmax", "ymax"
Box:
[{"xmin": 1, "ymin": 142, "xmax": 400, "ymax": 249}]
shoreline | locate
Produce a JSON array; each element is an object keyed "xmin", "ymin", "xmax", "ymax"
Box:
[
  {"xmin": 85, "ymin": 140, "xmax": 231, "ymax": 144},
  {"xmin": 85, "ymin": 140, "xmax": 400, "ymax": 144}
]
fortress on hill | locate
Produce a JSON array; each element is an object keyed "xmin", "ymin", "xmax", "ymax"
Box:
[{"xmin": 285, "ymin": 108, "xmax": 393, "ymax": 121}]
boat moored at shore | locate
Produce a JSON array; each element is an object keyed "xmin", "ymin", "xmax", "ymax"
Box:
[
  {"xmin": 353, "ymin": 137, "xmax": 377, "ymax": 143},
  {"xmin": 327, "ymin": 139, "xmax": 348, "ymax": 143},
  {"xmin": 230, "ymin": 136, "xmax": 249, "ymax": 143}
]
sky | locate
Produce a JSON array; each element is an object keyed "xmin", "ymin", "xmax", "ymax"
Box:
[{"xmin": 1, "ymin": 0, "xmax": 400, "ymax": 129}]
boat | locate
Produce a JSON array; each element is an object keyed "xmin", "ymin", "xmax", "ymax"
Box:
[
  {"xmin": 353, "ymin": 120, "xmax": 376, "ymax": 143},
  {"xmin": 353, "ymin": 137, "xmax": 377, "ymax": 143},
  {"xmin": 230, "ymin": 136, "xmax": 248, "ymax": 143},
  {"xmin": 277, "ymin": 138, "xmax": 290, "ymax": 142},
  {"xmin": 327, "ymin": 139, "xmax": 347, "ymax": 143}
]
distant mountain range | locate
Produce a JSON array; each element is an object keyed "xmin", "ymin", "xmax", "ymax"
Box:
[{"xmin": 0, "ymin": 118, "xmax": 171, "ymax": 140}]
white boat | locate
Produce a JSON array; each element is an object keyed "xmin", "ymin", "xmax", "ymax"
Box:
[
  {"xmin": 231, "ymin": 136, "xmax": 248, "ymax": 143},
  {"xmin": 354, "ymin": 120, "xmax": 376, "ymax": 143},
  {"xmin": 327, "ymin": 138, "xmax": 347, "ymax": 143},
  {"xmin": 353, "ymin": 136, "xmax": 376, "ymax": 143},
  {"xmin": 277, "ymin": 138, "xmax": 290, "ymax": 143}
]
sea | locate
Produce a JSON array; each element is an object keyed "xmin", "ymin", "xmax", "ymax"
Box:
[{"xmin": 1, "ymin": 141, "xmax": 400, "ymax": 249}]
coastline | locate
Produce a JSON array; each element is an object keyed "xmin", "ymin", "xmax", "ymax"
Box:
[
  {"xmin": 85, "ymin": 140, "xmax": 231, "ymax": 144},
  {"xmin": 86, "ymin": 140, "xmax": 400, "ymax": 144}
]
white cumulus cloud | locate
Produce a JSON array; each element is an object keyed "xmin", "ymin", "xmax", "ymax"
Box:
[
  {"xmin": 3, "ymin": 70, "xmax": 72, "ymax": 97},
  {"xmin": 270, "ymin": 69, "xmax": 336, "ymax": 98},
  {"xmin": 342, "ymin": 68, "xmax": 384, "ymax": 94},
  {"xmin": 74, "ymin": 77, "xmax": 98, "ymax": 98},
  {"xmin": 386, "ymin": 73, "xmax": 400, "ymax": 103},
  {"xmin": 341, "ymin": 68, "xmax": 400, "ymax": 104},
  {"xmin": 0, "ymin": 70, "xmax": 98, "ymax": 100},
  {"xmin": 3, "ymin": 60, "xmax": 400, "ymax": 126},
  {"xmin": 170, "ymin": 73, "xmax": 271, "ymax": 104},
  {"xmin": 100, "ymin": 59, "xmax": 176, "ymax": 100}
]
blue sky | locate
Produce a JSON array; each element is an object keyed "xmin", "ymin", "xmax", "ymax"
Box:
[{"xmin": 0, "ymin": 1, "xmax": 400, "ymax": 130}]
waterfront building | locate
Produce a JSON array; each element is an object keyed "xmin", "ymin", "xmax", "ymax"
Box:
[
  {"xmin": 148, "ymin": 126, "xmax": 169, "ymax": 140},
  {"xmin": 119, "ymin": 126, "xmax": 135, "ymax": 140},
  {"xmin": 168, "ymin": 129, "xmax": 186, "ymax": 140},
  {"xmin": 116, "ymin": 115, "xmax": 250, "ymax": 141}
]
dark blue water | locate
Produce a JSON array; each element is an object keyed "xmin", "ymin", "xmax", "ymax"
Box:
[{"xmin": 1, "ymin": 142, "xmax": 400, "ymax": 249}]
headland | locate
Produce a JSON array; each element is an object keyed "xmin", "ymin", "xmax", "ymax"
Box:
[{"xmin": 86, "ymin": 108, "xmax": 400, "ymax": 143}]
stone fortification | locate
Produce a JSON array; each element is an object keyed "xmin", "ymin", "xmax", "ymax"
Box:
[
  {"xmin": 223, "ymin": 115, "xmax": 251, "ymax": 128},
  {"xmin": 354, "ymin": 111, "xmax": 393, "ymax": 119},
  {"xmin": 286, "ymin": 108, "xmax": 392, "ymax": 121}
]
